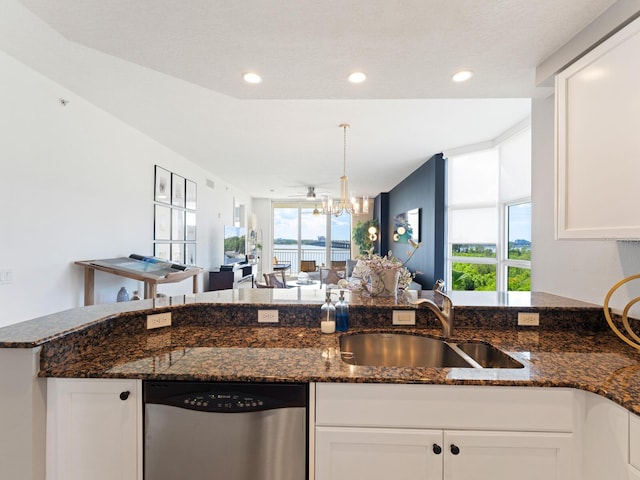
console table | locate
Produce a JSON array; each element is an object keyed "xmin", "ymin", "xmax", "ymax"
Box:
[
  {"xmin": 208, "ymin": 264, "xmax": 257, "ymax": 291},
  {"xmin": 75, "ymin": 258, "xmax": 203, "ymax": 306}
]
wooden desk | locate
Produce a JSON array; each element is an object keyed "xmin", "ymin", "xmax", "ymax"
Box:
[{"xmin": 75, "ymin": 258, "xmax": 203, "ymax": 306}]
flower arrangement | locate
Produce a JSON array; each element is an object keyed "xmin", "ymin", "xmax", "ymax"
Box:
[{"xmin": 351, "ymin": 239, "xmax": 422, "ymax": 296}]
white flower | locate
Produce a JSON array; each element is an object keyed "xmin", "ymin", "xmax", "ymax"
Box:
[{"xmin": 349, "ymin": 241, "xmax": 422, "ymax": 294}]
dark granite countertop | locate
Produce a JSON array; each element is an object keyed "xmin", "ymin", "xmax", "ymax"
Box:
[
  {"xmin": 4, "ymin": 290, "xmax": 635, "ymax": 416},
  {"xmin": 0, "ymin": 289, "xmax": 604, "ymax": 347}
]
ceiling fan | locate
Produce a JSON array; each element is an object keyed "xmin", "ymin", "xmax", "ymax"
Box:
[{"xmin": 288, "ymin": 186, "xmax": 330, "ymax": 200}]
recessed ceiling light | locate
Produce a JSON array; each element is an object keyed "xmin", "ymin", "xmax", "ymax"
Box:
[
  {"xmin": 348, "ymin": 72, "xmax": 367, "ymax": 84},
  {"xmin": 452, "ymin": 70, "xmax": 474, "ymax": 82},
  {"xmin": 243, "ymin": 72, "xmax": 262, "ymax": 84}
]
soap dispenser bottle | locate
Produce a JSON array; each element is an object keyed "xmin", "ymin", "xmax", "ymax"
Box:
[
  {"xmin": 336, "ymin": 290, "xmax": 349, "ymax": 332},
  {"xmin": 320, "ymin": 291, "xmax": 336, "ymax": 334}
]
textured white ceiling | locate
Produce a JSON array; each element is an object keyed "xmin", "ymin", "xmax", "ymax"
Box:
[{"xmin": 12, "ymin": 0, "xmax": 616, "ymax": 198}]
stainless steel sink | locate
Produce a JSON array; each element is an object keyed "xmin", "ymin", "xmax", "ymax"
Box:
[
  {"xmin": 339, "ymin": 333, "xmax": 524, "ymax": 369},
  {"xmin": 339, "ymin": 333, "xmax": 472, "ymax": 368},
  {"xmin": 456, "ymin": 342, "xmax": 524, "ymax": 369}
]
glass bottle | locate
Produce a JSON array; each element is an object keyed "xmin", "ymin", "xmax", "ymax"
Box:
[
  {"xmin": 336, "ymin": 290, "xmax": 349, "ymax": 332},
  {"xmin": 320, "ymin": 291, "xmax": 336, "ymax": 334}
]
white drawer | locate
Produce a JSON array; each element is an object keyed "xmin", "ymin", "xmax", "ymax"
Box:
[{"xmin": 315, "ymin": 383, "xmax": 577, "ymax": 432}]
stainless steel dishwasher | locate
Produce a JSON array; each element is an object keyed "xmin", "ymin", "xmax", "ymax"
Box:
[{"xmin": 144, "ymin": 381, "xmax": 308, "ymax": 480}]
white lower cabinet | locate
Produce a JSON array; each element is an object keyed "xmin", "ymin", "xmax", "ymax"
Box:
[
  {"xmin": 443, "ymin": 430, "xmax": 572, "ymax": 480},
  {"xmin": 630, "ymin": 413, "xmax": 640, "ymax": 480},
  {"xmin": 316, "ymin": 426, "xmax": 443, "ymax": 479},
  {"xmin": 631, "ymin": 413, "xmax": 640, "ymax": 471},
  {"xmin": 314, "ymin": 383, "xmax": 577, "ymax": 480},
  {"xmin": 315, "ymin": 427, "xmax": 571, "ymax": 480},
  {"xmin": 46, "ymin": 378, "xmax": 142, "ymax": 480}
]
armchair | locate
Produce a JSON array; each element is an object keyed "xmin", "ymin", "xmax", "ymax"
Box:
[
  {"xmin": 320, "ymin": 267, "xmax": 342, "ymax": 288},
  {"xmin": 330, "ymin": 260, "xmax": 346, "ymax": 273},
  {"xmin": 264, "ymin": 271, "xmax": 287, "ymax": 288},
  {"xmin": 300, "ymin": 260, "xmax": 318, "ymax": 273}
]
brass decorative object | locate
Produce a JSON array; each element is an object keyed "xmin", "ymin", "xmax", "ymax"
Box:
[{"xmin": 603, "ymin": 273, "xmax": 640, "ymax": 351}]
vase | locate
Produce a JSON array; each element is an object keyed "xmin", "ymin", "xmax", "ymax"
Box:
[{"xmin": 366, "ymin": 270, "xmax": 400, "ymax": 297}]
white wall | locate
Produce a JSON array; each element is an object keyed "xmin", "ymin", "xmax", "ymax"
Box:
[
  {"xmin": 0, "ymin": 51, "xmax": 250, "ymax": 326},
  {"xmin": 531, "ymin": 95, "xmax": 640, "ymax": 310}
]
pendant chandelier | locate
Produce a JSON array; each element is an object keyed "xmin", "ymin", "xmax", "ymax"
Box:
[{"xmin": 321, "ymin": 123, "xmax": 369, "ymax": 216}]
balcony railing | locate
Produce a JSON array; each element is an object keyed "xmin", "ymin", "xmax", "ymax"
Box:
[{"xmin": 273, "ymin": 247, "xmax": 350, "ymax": 274}]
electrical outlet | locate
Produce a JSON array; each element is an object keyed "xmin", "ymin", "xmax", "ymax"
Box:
[
  {"xmin": 147, "ymin": 312, "xmax": 172, "ymax": 330},
  {"xmin": 258, "ymin": 309, "xmax": 279, "ymax": 323},
  {"xmin": 392, "ymin": 310, "xmax": 416, "ymax": 325},
  {"xmin": 518, "ymin": 312, "xmax": 540, "ymax": 326}
]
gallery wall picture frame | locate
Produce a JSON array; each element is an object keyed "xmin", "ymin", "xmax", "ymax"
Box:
[
  {"xmin": 171, "ymin": 209, "xmax": 185, "ymax": 241},
  {"xmin": 172, "ymin": 173, "xmax": 186, "ymax": 208},
  {"xmin": 154, "ymin": 166, "xmax": 171, "ymax": 204},
  {"xmin": 154, "ymin": 243, "xmax": 171, "ymax": 260},
  {"xmin": 186, "ymin": 180, "xmax": 197, "ymax": 210},
  {"xmin": 154, "ymin": 205, "xmax": 171, "ymax": 241},
  {"xmin": 171, "ymin": 243, "xmax": 184, "ymax": 264},
  {"xmin": 185, "ymin": 211, "xmax": 196, "ymax": 241},
  {"xmin": 185, "ymin": 243, "xmax": 196, "ymax": 265},
  {"xmin": 154, "ymin": 165, "xmax": 197, "ymax": 267}
]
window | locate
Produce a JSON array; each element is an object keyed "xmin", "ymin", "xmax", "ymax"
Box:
[
  {"xmin": 272, "ymin": 202, "xmax": 351, "ymax": 273},
  {"xmin": 447, "ymin": 124, "xmax": 531, "ymax": 291}
]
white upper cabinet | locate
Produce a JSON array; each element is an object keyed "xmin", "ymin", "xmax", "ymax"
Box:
[{"xmin": 555, "ymin": 16, "xmax": 640, "ymax": 239}]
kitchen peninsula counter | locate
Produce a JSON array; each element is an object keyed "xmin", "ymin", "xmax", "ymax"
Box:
[{"xmin": 1, "ymin": 290, "xmax": 640, "ymax": 415}]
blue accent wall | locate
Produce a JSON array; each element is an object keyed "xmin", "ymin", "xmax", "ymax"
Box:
[{"xmin": 374, "ymin": 153, "xmax": 446, "ymax": 288}]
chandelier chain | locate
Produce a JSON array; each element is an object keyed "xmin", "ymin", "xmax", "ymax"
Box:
[{"xmin": 320, "ymin": 123, "xmax": 368, "ymax": 216}]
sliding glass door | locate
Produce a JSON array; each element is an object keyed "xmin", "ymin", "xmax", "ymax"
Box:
[{"xmin": 273, "ymin": 202, "xmax": 350, "ymax": 274}]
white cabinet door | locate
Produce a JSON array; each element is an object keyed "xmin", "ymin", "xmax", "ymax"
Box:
[
  {"xmin": 630, "ymin": 466, "xmax": 640, "ymax": 480},
  {"xmin": 316, "ymin": 426, "xmax": 443, "ymax": 480},
  {"xmin": 555, "ymin": 15, "xmax": 640, "ymax": 239},
  {"xmin": 631, "ymin": 413, "xmax": 640, "ymax": 470},
  {"xmin": 47, "ymin": 378, "xmax": 141, "ymax": 480},
  {"xmin": 443, "ymin": 430, "xmax": 573, "ymax": 480}
]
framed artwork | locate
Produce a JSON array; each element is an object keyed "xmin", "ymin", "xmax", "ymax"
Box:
[
  {"xmin": 154, "ymin": 166, "xmax": 171, "ymax": 204},
  {"xmin": 393, "ymin": 208, "xmax": 421, "ymax": 243},
  {"xmin": 171, "ymin": 243, "xmax": 184, "ymax": 264},
  {"xmin": 185, "ymin": 243, "xmax": 196, "ymax": 265},
  {"xmin": 172, "ymin": 173, "xmax": 185, "ymax": 207},
  {"xmin": 186, "ymin": 180, "xmax": 197, "ymax": 210},
  {"xmin": 154, "ymin": 166, "xmax": 197, "ymax": 266},
  {"xmin": 185, "ymin": 211, "xmax": 196, "ymax": 241},
  {"xmin": 172, "ymin": 209, "xmax": 185, "ymax": 241},
  {"xmin": 154, "ymin": 205, "xmax": 171, "ymax": 241},
  {"xmin": 154, "ymin": 243, "xmax": 171, "ymax": 260}
]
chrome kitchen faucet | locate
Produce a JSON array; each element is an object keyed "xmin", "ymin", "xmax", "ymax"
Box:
[{"xmin": 409, "ymin": 280, "xmax": 454, "ymax": 338}]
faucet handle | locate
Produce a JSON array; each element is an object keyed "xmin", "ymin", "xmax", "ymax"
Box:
[{"xmin": 433, "ymin": 279, "xmax": 445, "ymax": 292}]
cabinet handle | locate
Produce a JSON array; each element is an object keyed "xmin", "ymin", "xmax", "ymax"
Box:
[
  {"xmin": 432, "ymin": 444, "xmax": 442, "ymax": 455},
  {"xmin": 119, "ymin": 391, "xmax": 130, "ymax": 401},
  {"xmin": 450, "ymin": 444, "xmax": 460, "ymax": 455}
]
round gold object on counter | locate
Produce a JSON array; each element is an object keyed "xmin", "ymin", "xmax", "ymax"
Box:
[{"xmin": 604, "ymin": 273, "xmax": 640, "ymax": 351}]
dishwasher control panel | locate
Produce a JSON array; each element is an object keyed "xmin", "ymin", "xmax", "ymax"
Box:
[{"xmin": 166, "ymin": 392, "xmax": 278, "ymax": 412}]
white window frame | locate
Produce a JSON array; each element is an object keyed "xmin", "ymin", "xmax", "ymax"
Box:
[
  {"xmin": 272, "ymin": 201, "xmax": 349, "ymax": 273},
  {"xmin": 446, "ymin": 122, "xmax": 531, "ymax": 292}
]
